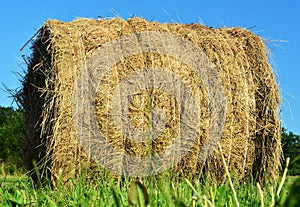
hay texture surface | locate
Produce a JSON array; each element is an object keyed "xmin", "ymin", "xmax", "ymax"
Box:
[{"xmin": 21, "ymin": 17, "xmax": 281, "ymax": 184}]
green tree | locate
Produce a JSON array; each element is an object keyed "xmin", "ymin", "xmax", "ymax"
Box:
[
  {"xmin": 281, "ymin": 128, "xmax": 300, "ymax": 175},
  {"xmin": 0, "ymin": 106, "xmax": 25, "ymax": 165}
]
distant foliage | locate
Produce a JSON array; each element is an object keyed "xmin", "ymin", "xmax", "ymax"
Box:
[
  {"xmin": 281, "ymin": 128, "xmax": 300, "ymax": 175},
  {"xmin": 0, "ymin": 106, "xmax": 25, "ymax": 168}
]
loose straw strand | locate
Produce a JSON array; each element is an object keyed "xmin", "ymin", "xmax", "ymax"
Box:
[
  {"xmin": 276, "ymin": 157, "xmax": 290, "ymax": 197},
  {"xmin": 218, "ymin": 143, "xmax": 240, "ymax": 207}
]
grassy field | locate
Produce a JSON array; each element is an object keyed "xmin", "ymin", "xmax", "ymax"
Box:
[{"xmin": 0, "ymin": 165, "xmax": 299, "ymax": 207}]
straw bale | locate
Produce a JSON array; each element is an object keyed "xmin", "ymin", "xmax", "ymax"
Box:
[{"xmin": 20, "ymin": 17, "xmax": 281, "ymax": 185}]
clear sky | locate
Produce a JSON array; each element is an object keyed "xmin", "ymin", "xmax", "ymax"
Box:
[{"xmin": 0, "ymin": 0, "xmax": 299, "ymax": 135}]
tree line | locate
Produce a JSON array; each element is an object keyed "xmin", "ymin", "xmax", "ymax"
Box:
[
  {"xmin": 0, "ymin": 106, "xmax": 299, "ymax": 175},
  {"xmin": 281, "ymin": 127, "xmax": 300, "ymax": 175}
]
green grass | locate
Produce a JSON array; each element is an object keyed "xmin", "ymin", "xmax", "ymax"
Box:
[{"xmin": 0, "ymin": 167, "xmax": 299, "ymax": 207}]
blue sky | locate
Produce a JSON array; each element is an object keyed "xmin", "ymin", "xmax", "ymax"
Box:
[{"xmin": 0, "ymin": 0, "xmax": 299, "ymax": 135}]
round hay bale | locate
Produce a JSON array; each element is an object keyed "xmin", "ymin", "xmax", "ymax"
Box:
[{"xmin": 20, "ymin": 17, "xmax": 281, "ymax": 185}]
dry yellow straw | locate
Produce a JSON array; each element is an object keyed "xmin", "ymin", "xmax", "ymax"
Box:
[
  {"xmin": 276, "ymin": 157, "xmax": 290, "ymax": 197},
  {"xmin": 219, "ymin": 143, "xmax": 240, "ymax": 207},
  {"xmin": 21, "ymin": 17, "xmax": 281, "ymax": 185}
]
